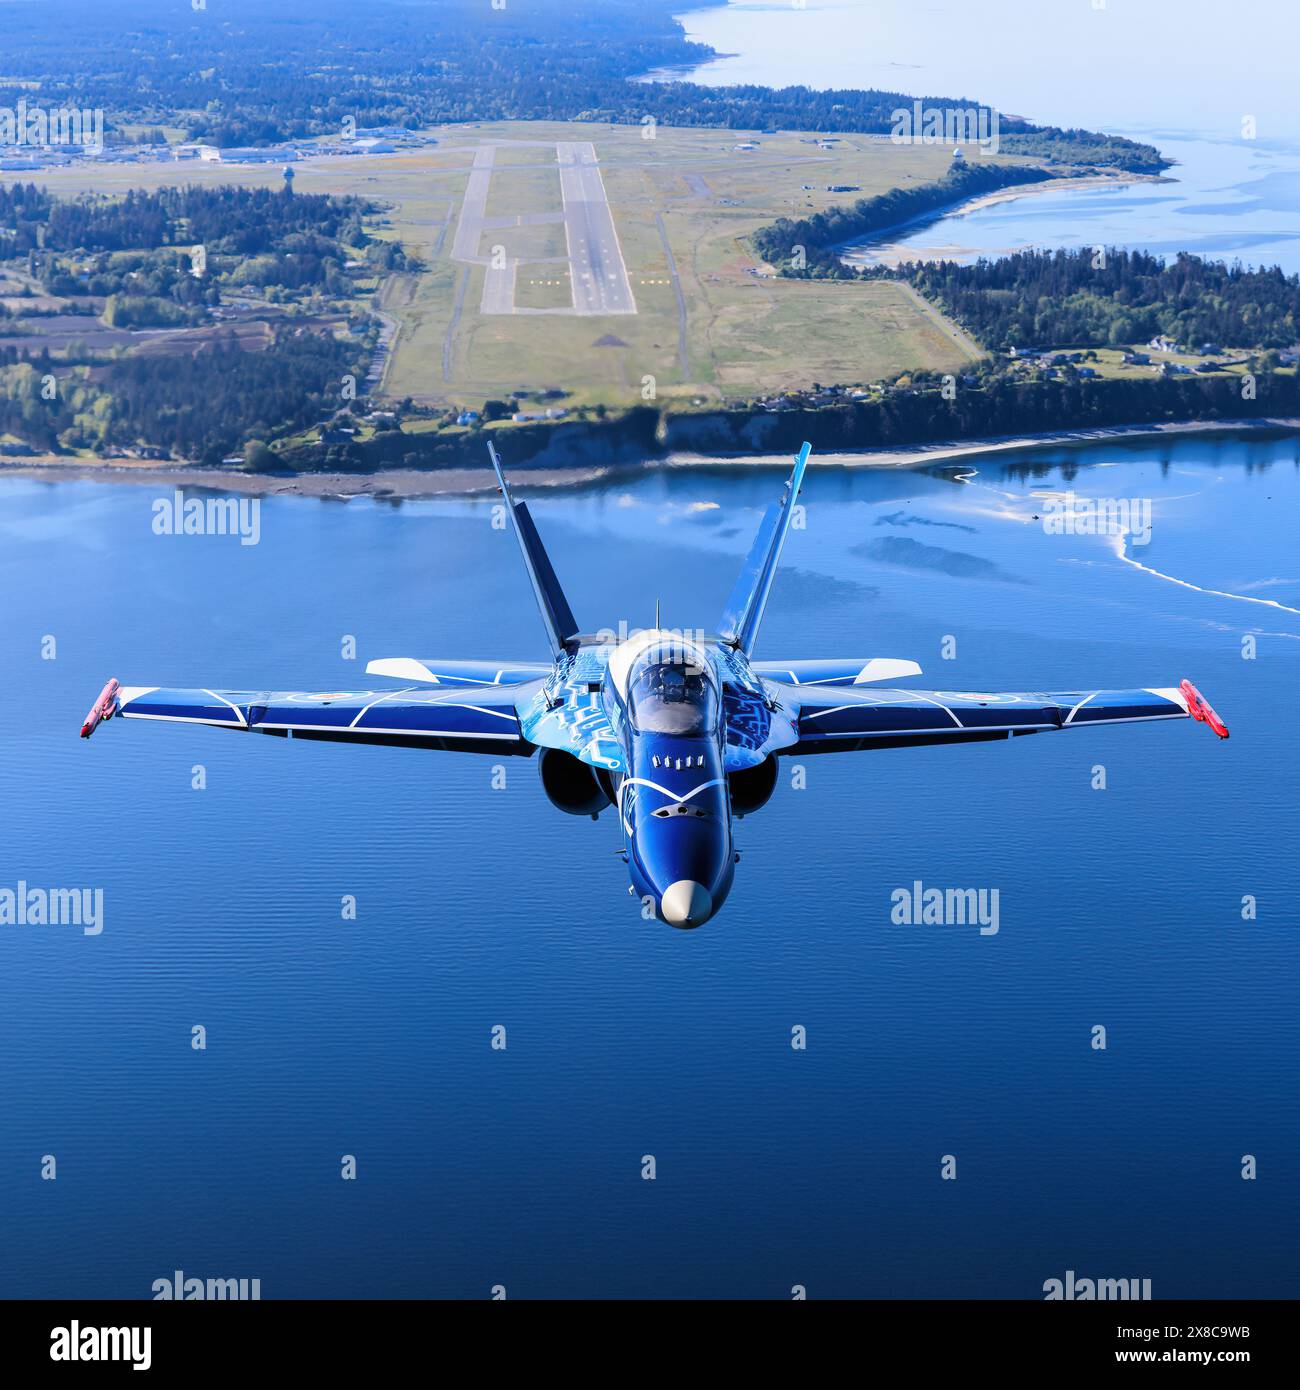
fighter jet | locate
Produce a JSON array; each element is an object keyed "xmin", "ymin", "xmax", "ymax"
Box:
[{"xmin": 81, "ymin": 442, "xmax": 1228, "ymax": 927}]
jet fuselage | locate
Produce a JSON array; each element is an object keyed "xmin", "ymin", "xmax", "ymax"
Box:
[{"xmin": 606, "ymin": 633, "xmax": 743, "ymax": 927}]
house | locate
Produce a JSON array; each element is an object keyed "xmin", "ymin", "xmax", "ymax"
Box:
[{"xmin": 456, "ymin": 410, "xmax": 480, "ymax": 426}]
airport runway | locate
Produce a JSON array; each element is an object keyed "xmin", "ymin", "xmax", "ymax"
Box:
[
  {"xmin": 451, "ymin": 145, "xmax": 494, "ymax": 264},
  {"xmin": 448, "ymin": 139, "xmax": 637, "ymax": 316},
  {"xmin": 557, "ymin": 141, "xmax": 637, "ymax": 316}
]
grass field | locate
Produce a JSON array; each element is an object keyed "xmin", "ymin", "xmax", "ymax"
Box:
[{"xmin": 12, "ymin": 122, "xmax": 1002, "ymax": 407}]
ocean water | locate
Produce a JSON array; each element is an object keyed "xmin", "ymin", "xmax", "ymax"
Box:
[
  {"xmin": 852, "ymin": 135, "xmax": 1300, "ymax": 275},
  {"xmin": 675, "ymin": 0, "xmax": 1297, "ymax": 139},
  {"xmin": 2, "ymin": 432, "xmax": 1298, "ymax": 1298},
  {"xmin": 672, "ymin": 0, "xmax": 1300, "ymax": 274}
]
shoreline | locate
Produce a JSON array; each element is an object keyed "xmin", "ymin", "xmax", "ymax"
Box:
[
  {"xmin": 3, "ymin": 417, "xmax": 1296, "ymax": 499},
  {"xmin": 837, "ymin": 170, "xmax": 1164, "ymax": 268}
]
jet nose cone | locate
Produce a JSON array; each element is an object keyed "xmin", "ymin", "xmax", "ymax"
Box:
[{"xmin": 660, "ymin": 879, "xmax": 713, "ymax": 929}]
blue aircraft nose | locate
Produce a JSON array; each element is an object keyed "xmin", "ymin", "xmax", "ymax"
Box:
[
  {"xmin": 660, "ymin": 879, "xmax": 714, "ymax": 929},
  {"xmin": 627, "ymin": 812, "xmax": 734, "ymax": 928}
]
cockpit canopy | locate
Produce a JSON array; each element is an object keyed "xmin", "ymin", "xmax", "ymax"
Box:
[{"xmin": 627, "ymin": 646, "xmax": 720, "ymax": 737}]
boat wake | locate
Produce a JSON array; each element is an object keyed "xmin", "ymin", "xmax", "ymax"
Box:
[{"xmin": 1111, "ymin": 533, "xmax": 1300, "ymax": 624}]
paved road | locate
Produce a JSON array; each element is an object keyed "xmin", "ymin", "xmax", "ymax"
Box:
[{"xmin": 557, "ymin": 141, "xmax": 637, "ymax": 316}]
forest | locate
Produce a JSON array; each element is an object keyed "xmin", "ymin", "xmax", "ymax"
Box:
[
  {"xmin": 0, "ymin": 330, "xmax": 366, "ymax": 465},
  {"xmin": 1, "ymin": 184, "xmax": 399, "ymax": 319},
  {"xmin": 0, "ymin": 0, "xmax": 1164, "ymax": 171},
  {"xmin": 2, "ymin": 184, "xmax": 375, "ymax": 256},
  {"xmin": 0, "ymin": 185, "xmax": 381, "ymax": 460},
  {"xmin": 877, "ymin": 248, "xmax": 1300, "ymax": 350},
  {"xmin": 660, "ymin": 368, "xmax": 1300, "ymax": 456}
]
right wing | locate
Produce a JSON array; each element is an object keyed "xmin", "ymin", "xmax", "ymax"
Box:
[{"xmin": 772, "ymin": 681, "xmax": 1228, "ymax": 754}]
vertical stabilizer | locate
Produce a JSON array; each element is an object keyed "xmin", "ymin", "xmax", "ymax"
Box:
[
  {"xmin": 488, "ymin": 442, "xmax": 579, "ymax": 657},
  {"xmin": 717, "ymin": 442, "xmax": 811, "ymax": 653}
]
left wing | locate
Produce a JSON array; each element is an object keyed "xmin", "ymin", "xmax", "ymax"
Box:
[
  {"xmin": 772, "ymin": 680, "xmax": 1228, "ymax": 754},
  {"xmin": 81, "ymin": 679, "xmax": 536, "ymax": 755}
]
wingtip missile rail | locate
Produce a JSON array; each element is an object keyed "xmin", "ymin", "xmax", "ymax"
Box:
[
  {"xmin": 1179, "ymin": 679, "xmax": 1230, "ymax": 739},
  {"xmin": 80, "ymin": 678, "xmax": 120, "ymax": 739}
]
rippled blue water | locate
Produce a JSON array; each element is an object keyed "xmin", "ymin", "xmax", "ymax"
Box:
[
  {"xmin": 868, "ymin": 136, "xmax": 1300, "ymax": 274},
  {"xmin": 2, "ymin": 433, "xmax": 1297, "ymax": 1297}
]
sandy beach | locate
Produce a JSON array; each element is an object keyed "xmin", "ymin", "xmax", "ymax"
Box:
[
  {"xmin": 0, "ymin": 454, "xmax": 621, "ymax": 497},
  {"xmin": 3, "ymin": 417, "xmax": 1296, "ymax": 499}
]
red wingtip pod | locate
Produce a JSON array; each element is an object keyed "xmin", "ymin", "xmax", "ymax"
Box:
[
  {"xmin": 1179, "ymin": 679, "xmax": 1229, "ymax": 739},
  {"xmin": 80, "ymin": 678, "xmax": 121, "ymax": 739}
]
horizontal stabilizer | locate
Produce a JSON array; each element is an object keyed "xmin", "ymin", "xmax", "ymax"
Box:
[
  {"xmin": 365, "ymin": 658, "xmax": 550, "ymax": 686},
  {"xmin": 754, "ymin": 658, "xmax": 922, "ymax": 687}
]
